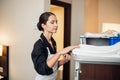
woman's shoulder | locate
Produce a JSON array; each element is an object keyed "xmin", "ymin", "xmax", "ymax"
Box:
[
  {"xmin": 34, "ymin": 39, "xmax": 43, "ymax": 47},
  {"xmin": 32, "ymin": 39, "xmax": 47, "ymax": 54}
]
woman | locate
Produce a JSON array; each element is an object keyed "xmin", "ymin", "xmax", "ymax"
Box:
[{"xmin": 31, "ymin": 12, "xmax": 79, "ymax": 80}]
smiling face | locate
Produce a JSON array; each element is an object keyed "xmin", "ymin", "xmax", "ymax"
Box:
[{"xmin": 42, "ymin": 14, "xmax": 58, "ymax": 34}]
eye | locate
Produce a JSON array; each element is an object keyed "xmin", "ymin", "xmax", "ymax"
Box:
[
  {"xmin": 50, "ymin": 21, "xmax": 54, "ymax": 24},
  {"xmin": 56, "ymin": 20, "xmax": 58, "ymax": 24},
  {"xmin": 50, "ymin": 20, "xmax": 57, "ymax": 24}
]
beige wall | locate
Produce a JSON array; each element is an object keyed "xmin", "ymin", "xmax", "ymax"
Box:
[
  {"xmin": 84, "ymin": 0, "xmax": 98, "ymax": 33},
  {"xmin": 99, "ymin": 0, "xmax": 120, "ymax": 32},
  {"xmin": 84, "ymin": 0, "xmax": 120, "ymax": 33},
  {"xmin": 0, "ymin": 0, "xmax": 50, "ymax": 80},
  {"xmin": 71, "ymin": 0, "xmax": 84, "ymax": 80}
]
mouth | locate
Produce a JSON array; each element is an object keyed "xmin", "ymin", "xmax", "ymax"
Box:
[{"xmin": 54, "ymin": 27, "xmax": 58, "ymax": 30}]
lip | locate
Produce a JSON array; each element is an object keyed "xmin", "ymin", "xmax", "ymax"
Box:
[
  {"xmin": 55, "ymin": 28, "xmax": 58, "ymax": 30},
  {"xmin": 54, "ymin": 27, "xmax": 58, "ymax": 30}
]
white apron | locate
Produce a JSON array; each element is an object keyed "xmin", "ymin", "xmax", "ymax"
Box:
[{"xmin": 35, "ymin": 47, "xmax": 58, "ymax": 80}]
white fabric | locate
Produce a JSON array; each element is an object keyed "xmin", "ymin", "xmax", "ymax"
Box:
[
  {"xmin": 35, "ymin": 47, "xmax": 58, "ymax": 80},
  {"xmin": 72, "ymin": 42, "xmax": 120, "ymax": 57},
  {"xmin": 84, "ymin": 32, "xmax": 118, "ymax": 38}
]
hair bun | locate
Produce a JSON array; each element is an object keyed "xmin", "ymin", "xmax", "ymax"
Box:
[{"xmin": 37, "ymin": 22, "xmax": 43, "ymax": 31}]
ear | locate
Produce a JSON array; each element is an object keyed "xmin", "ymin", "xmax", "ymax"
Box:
[
  {"xmin": 41, "ymin": 23, "xmax": 45, "ymax": 26},
  {"xmin": 41, "ymin": 23, "xmax": 45, "ymax": 29}
]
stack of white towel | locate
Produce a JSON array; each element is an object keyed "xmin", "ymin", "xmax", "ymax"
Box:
[{"xmin": 72, "ymin": 42, "xmax": 120, "ymax": 57}]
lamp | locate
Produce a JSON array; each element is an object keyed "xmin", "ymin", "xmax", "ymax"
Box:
[{"xmin": 0, "ymin": 45, "xmax": 2, "ymax": 56}]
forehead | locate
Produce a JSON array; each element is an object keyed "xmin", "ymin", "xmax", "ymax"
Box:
[{"xmin": 48, "ymin": 15, "xmax": 57, "ymax": 21}]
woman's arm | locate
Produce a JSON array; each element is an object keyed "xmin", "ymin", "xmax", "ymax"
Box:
[{"xmin": 47, "ymin": 45, "xmax": 79, "ymax": 68}]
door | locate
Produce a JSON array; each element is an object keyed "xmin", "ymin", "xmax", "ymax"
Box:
[{"xmin": 51, "ymin": 0, "xmax": 71, "ymax": 80}]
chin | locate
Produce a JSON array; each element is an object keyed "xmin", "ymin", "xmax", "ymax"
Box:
[
  {"xmin": 54, "ymin": 31, "xmax": 57, "ymax": 33},
  {"xmin": 53, "ymin": 30, "xmax": 57, "ymax": 33}
]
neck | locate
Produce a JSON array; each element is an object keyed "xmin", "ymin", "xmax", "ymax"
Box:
[{"xmin": 43, "ymin": 32, "xmax": 52, "ymax": 42}]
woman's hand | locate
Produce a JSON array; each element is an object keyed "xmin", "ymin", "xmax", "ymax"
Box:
[
  {"xmin": 58, "ymin": 54, "xmax": 71, "ymax": 66},
  {"xmin": 62, "ymin": 53, "xmax": 71, "ymax": 63},
  {"xmin": 58, "ymin": 45, "xmax": 80, "ymax": 55},
  {"xmin": 58, "ymin": 45, "xmax": 79, "ymax": 66}
]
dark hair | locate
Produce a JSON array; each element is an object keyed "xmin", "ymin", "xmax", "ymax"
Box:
[{"xmin": 37, "ymin": 12, "xmax": 56, "ymax": 31}]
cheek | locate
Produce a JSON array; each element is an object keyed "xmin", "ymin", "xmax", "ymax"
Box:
[
  {"xmin": 45, "ymin": 24, "xmax": 57, "ymax": 32},
  {"xmin": 45, "ymin": 26, "xmax": 54, "ymax": 32},
  {"xmin": 48, "ymin": 25, "xmax": 56, "ymax": 31}
]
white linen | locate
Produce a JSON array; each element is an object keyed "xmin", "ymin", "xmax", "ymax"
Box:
[
  {"xmin": 84, "ymin": 32, "xmax": 118, "ymax": 38},
  {"xmin": 72, "ymin": 42, "xmax": 120, "ymax": 57}
]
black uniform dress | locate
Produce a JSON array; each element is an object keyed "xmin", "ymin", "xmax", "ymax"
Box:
[{"xmin": 31, "ymin": 33, "xmax": 57, "ymax": 75}]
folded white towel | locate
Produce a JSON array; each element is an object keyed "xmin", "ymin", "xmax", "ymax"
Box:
[
  {"xmin": 84, "ymin": 32, "xmax": 118, "ymax": 38},
  {"xmin": 72, "ymin": 42, "xmax": 120, "ymax": 57}
]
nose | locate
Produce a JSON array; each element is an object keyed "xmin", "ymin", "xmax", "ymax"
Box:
[{"xmin": 54, "ymin": 22, "xmax": 58, "ymax": 27}]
